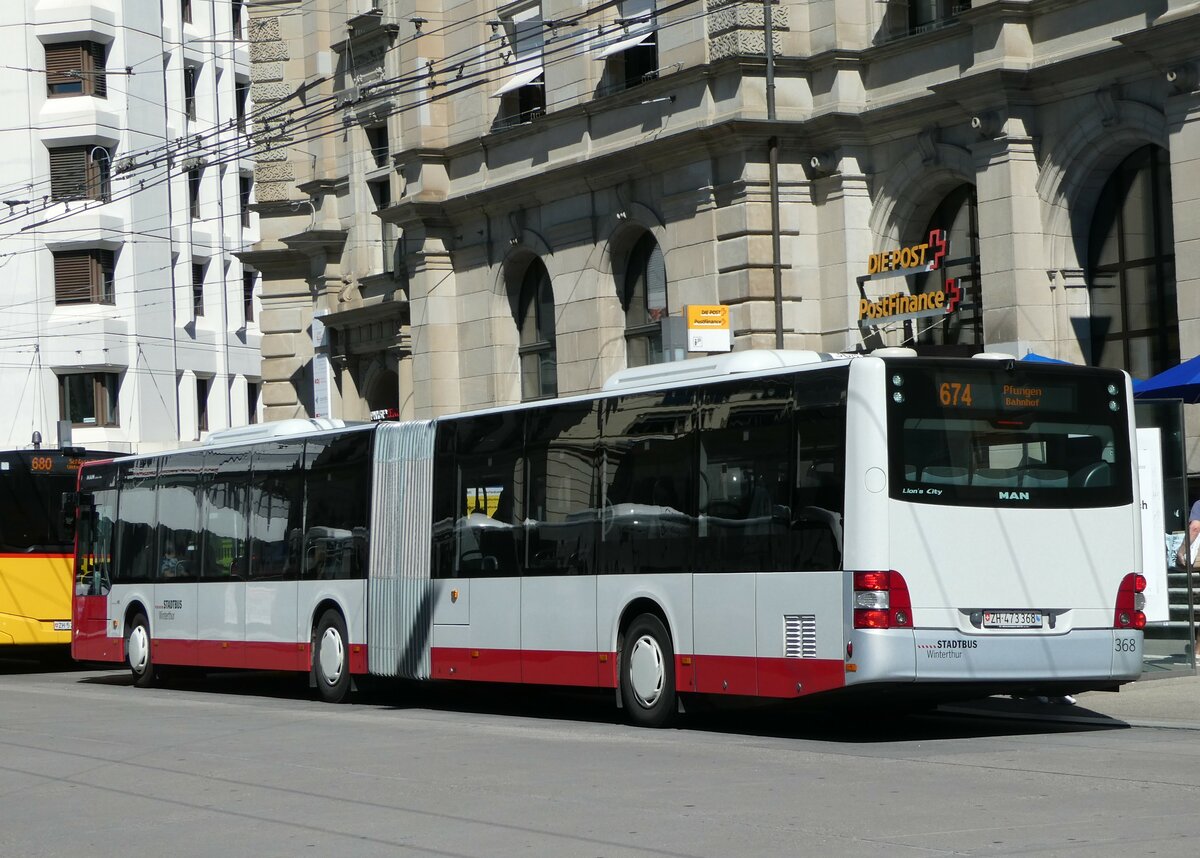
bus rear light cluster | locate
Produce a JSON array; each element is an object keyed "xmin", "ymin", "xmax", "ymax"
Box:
[
  {"xmin": 853, "ymin": 570, "xmax": 913, "ymax": 629},
  {"xmin": 1114, "ymin": 572, "xmax": 1147, "ymax": 630}
]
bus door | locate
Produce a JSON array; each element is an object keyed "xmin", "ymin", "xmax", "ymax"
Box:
[
  {"xmin": 246, "ymin": 442, "xmax": 305, "ymax": 672},
  {"xmin": 449, "ymin": 413, "xmax": 523, "ymax": 682},
  {"xmin": 151, "ymin": 453, "xmax": 203, "ymax": 664},
  {"xmin": 73, "ymin": 463, "xmax": 120, "ymax": 662},
  {"xmin": 197, "ymin": 450, "xmax": 251, "ymax": 669}
]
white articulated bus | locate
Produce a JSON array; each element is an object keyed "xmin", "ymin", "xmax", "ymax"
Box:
[{"xmin": 71, "ymin": 350, "xmax": 1145, "ymax": 725}]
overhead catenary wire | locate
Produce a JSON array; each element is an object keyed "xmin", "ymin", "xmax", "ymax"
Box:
[
  {"xmin": 0, "ymin": 0, "xmax": 727, "ymax": 348},
  {"xmin": 0, "ymin": 0, "xmax": 708, "ymax": 215}
]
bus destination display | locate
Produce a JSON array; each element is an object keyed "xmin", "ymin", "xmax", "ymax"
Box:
[
  {"xmin": 1, "ymin": 453, "xmax": 88, "ymax": 476},
  {"xmin": 932, "ymin": 375, "xmax": 1075, "ymax": 412}
]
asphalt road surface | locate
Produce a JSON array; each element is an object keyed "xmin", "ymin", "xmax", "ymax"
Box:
[{"xmin": 1, "ymin": 658, "xmax": 1198, "ymax": 857}]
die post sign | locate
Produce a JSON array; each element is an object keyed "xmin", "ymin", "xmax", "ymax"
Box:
[{"xmin": 685, "ymin": 305, "xmax": 731, "ymax": 352}]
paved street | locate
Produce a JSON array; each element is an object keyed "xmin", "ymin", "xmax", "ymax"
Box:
[{"xmin": 2, "ymin": 659, "xmax": 1200, "ymax": 857}]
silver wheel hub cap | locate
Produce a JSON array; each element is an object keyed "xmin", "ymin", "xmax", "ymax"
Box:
[
  {"xmin": 628, "ymin": 634, "xmax": 665, "ymax": 708},
  {"xmin": 318, "ymin": 627, "xmax": 345, "ymax": 686},
  {"xmin": 128, "ymin": 625, "xmax": 149, "ymax": 675}
]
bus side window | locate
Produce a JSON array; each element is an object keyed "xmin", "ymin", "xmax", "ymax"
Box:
[
  {"xmin": 75, "ymin": 485, "xmax": 115, "ymax": 596},
  {"xmin": 115, "ymin": 463, "xmax": 158, "ymax": 584},
  {"xmin": 155, "ymin": 450, "xmax": 206, "ymax": 581},
  {"xmin": 451, "ymin": 412, "xmax": 524, "ymax": 578},
  {"xmin": 599, "ymin": 389, "xmax": 696, "ymax": 576},
  {"xmin": 249, "ymin": 442, "xmax": 305, "ymax": 581},
  {"xmin": 792, "ymin": 394, "xmax": 847, "ymax": 571},
  {"xmin": 302, "ymin": 432, "xmax": 371, "ymax": 581},
  {"xmin": 431, "ymin": 426, "xmax": 458, "ymax": 578},
  {"xmin": 697, "ymin": 376, "xmax": 793, "ymax": 574},
  {"xmin": 202, "ymin": 450, "xmax": 251, "ymax": 579},
  {"xmin": 525, "ymin": 401, "xmax": 600, "ymax": 577}
]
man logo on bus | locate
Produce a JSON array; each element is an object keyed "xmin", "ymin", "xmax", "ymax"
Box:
[{"xmin": 999, "ymin": 491, "xmax": 1031, "ymax": 501}]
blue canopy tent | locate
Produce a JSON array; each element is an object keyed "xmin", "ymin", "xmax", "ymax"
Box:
[{"xmin": 1133, "ymin": 354, "xmax": 1200, "ymax": 402}]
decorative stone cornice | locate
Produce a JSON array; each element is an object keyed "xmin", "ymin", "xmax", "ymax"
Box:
[
  {"xmin": 929, "ymin": 68, "xmax": 1032, "ymax": 115},
  {"xmin": 320, "ymin": 300, "xmax": 408, "ymax": 331},
  {"xmin": 282, "ymin": 227, "xmax": 348, "ymax": 258},
  {"xmin": 235, "ymin": 246, "xmax": 309, "ymax": 278}
]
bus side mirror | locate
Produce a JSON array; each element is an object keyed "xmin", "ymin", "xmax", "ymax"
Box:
[
  {"xmin": 61, "ymin": 492, "xmax": 94, "ymax": 536},
  {"xmin": 60, "ymin": 492, "xmax": 79, "ymax": 532}
]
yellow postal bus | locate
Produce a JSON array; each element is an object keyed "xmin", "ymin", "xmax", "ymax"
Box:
[{"xmin": 0, "ymin": 449, "xmax": 112, "ymax": 648}]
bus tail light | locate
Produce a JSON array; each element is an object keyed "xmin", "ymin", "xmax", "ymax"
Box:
[
  {"xmin": 1114, "ymin": 572, "xmax": 1147, "ymax": 630},
  {"xmin": 853, "ymin": 570, "xmax": 913, "ymax": 629}
]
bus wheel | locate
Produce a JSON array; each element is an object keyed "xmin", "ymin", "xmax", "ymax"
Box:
[
  {"xmin": 312, "ymin": 609, "xmax": 350, "ymax": 703},
  {"xmin": 126, "ymin": 613, "xmax": 156, "ymax": 688},
  {"xmin": 620, "ymin": 613, "xmax": 676, "ymax": 728}
]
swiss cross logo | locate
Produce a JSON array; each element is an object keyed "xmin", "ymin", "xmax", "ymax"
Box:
[
  {"xmin": 944, "ymin": 278, "xmax": 961, "ymax": 313},
  {"xmin": 927, "ymin": 229, "xmax": 948, "ymax": 270}
]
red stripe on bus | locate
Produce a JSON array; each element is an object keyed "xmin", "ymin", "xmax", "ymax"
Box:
[
  {"xmin": 73, "ymin": 631, "xmax": 844, "ymax": 700},
  {"xmin": 431, "ymin": 647, "xmax": 845, "ymax": 698},
  {"xmin": 430, "ymin": 648, "xmax": 601, "ymax": 686}
]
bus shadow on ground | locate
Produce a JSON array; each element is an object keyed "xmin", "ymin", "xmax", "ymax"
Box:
[
  {"xmin": 0, "ymin": 649, "xmax": 93, "ymax": 674},
  {"xmin": 77, "ymin": 668, "xmax": 1131, "ymax": 743}
]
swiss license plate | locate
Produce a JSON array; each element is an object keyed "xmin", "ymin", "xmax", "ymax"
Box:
[
  {"xmin": 52, "ymin": 621, "xmax": 71, "ymax": 631},
  {"xmin": 983, "ymin": 611, "xmax": 1042, "ymax": 629}
]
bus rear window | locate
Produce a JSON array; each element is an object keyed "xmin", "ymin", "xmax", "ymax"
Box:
[{"xmin": 885, "ymin": 362, "xmax": 1132, "ymax": 508}]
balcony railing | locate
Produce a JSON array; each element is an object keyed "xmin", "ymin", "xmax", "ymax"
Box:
[{"xmin": 492, "ymin": 105, "xmax": 546, "ymax": 132}]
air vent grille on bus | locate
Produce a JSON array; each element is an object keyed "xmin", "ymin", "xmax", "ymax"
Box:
[{"xmin": 784, "ymin": 614, "xmax": 817, "ymax": 658}]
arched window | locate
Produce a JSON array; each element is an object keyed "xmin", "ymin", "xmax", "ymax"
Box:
[
  {"xmin": 1088, "ymin": 145, "xmax": 1178, "ymax": 378},
  {"xmin": 914, "ymin": 184, "xmax": 982, "ymax": 354},
  {"xmin": 517, "ymin": 260, "xmax": 557, "ymax": 400},
  {"xmin": 622, "ymin": 233, "xmax": 667, "ymax": 367}
]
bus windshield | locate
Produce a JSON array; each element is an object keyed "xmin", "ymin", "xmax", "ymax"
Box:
[
  {"xmin": 885, "ymin": 360, "xmax": 1133, "ymax": 508},
  {"xmin": 0, "ymin": 452, "xmax": 85, "ymax": 552}
]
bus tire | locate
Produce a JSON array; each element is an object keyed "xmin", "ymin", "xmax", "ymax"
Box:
[
  {"xmin": 126, "ymin": 612, "xmax": 156, "ymax": 689},
  {"xmin": 312, "ymin": 609, "xmax": 351, "ymax": 704},
  {"xmin": 619, "ymin": 613, "xmax": 676, "ymax": 728}
]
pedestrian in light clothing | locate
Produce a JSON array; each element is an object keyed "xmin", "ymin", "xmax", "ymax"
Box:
[{"xmin": 1176, "ymin": 500, "xmax": 1200, "ymax": 570}]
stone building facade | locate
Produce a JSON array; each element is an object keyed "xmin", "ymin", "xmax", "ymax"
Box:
[{"xmin": 245, "ymin": 0, "xmax": 1200, "ymax": 462}]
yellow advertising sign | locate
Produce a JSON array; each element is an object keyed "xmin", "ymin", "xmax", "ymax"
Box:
[
  {"xmin": 865, "ymin": 229, "xmax": 948, "ymax": 278},
  {"xmin": 857, "ymin": 280, "xmax": 963, "ymax": 328},
  {"xmin": 686, "ymin": 305, "xmax": 729, "ymax": 329},
  {"xmin": 685, "ymin": 305, "xmax": 731, "ymax": 352}
]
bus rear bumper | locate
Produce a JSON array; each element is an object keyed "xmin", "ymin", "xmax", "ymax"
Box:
[{"xmin": 846, "ymin": 628, "xmax": 1142, "ymax": 687}]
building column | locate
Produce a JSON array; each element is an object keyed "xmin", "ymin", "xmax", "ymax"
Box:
[
  {"xmin": 813, "ymin": 151, "xmax": 873, "ymax": 353},
  {"xmin": 1166, "ymin": 76, "xmax": 1200, "ymax": 471},
  {"xmin": 971, "ymin": 113, "xmax": 1059, "ymax": 357},
  {"xmin": 405, "ymin": 221, "xmax": 462, "ymax": 419}
]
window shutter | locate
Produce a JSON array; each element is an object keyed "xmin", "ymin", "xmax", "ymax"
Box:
[
  {"xmin": 646, "ymin": 241, "xmax": 667, "ymax": 316},
  {"xmin": 45, "ymin": 43, "xmax": 83, "ymax": 93},
  {"xmin": 96, "ymin": 249, "xmax": 115, "ymax": 302},
  {"xmin": 87, "ymin": 42, "xmax": 107, "ymax": 98},
  {"xmin": 50, "ymin": 147, "xmax": 87, "ymax": 200},
  {"xmin": 54, "ymin": 251, "xmax": 93, "ymax": 304}
]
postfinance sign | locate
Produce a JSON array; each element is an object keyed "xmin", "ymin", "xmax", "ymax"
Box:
[{"xmin": 858, "ymin": 280, "xmax": 962, "ymax": 327}]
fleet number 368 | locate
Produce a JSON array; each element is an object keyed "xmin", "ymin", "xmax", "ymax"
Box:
[{"xmin": 1115, "ymin": 637, "xmax": 1138, "ymax": 653}]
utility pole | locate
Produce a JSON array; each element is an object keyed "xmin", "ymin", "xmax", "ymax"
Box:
[{"xmin": 765, "ymin": 0, "xmax": 783, "ymax": 348}]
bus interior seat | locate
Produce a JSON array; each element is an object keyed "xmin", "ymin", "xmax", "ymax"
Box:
[
  {"xmin": 1021, "ymin": 468, "xmax": 1068, "ymax": 487},
  {"xmin": 922, "ymin": 466, "xmax": 969, "ymax": 485},
  {"xmin": 905, "ymin": 465, "xmax": 918, "ymax": 481},
  {"xmin": 972, "ymin": 468, "xmax": 1019, "ymax": 486},
  {"xmin": 1070, "ymin": 461, "xmax": 1111, "ymax": 487}
]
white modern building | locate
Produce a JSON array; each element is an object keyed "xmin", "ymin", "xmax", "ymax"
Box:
[{"xmin": 0, "ymin": 0, "xmax": 261, "ymax": 454}]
